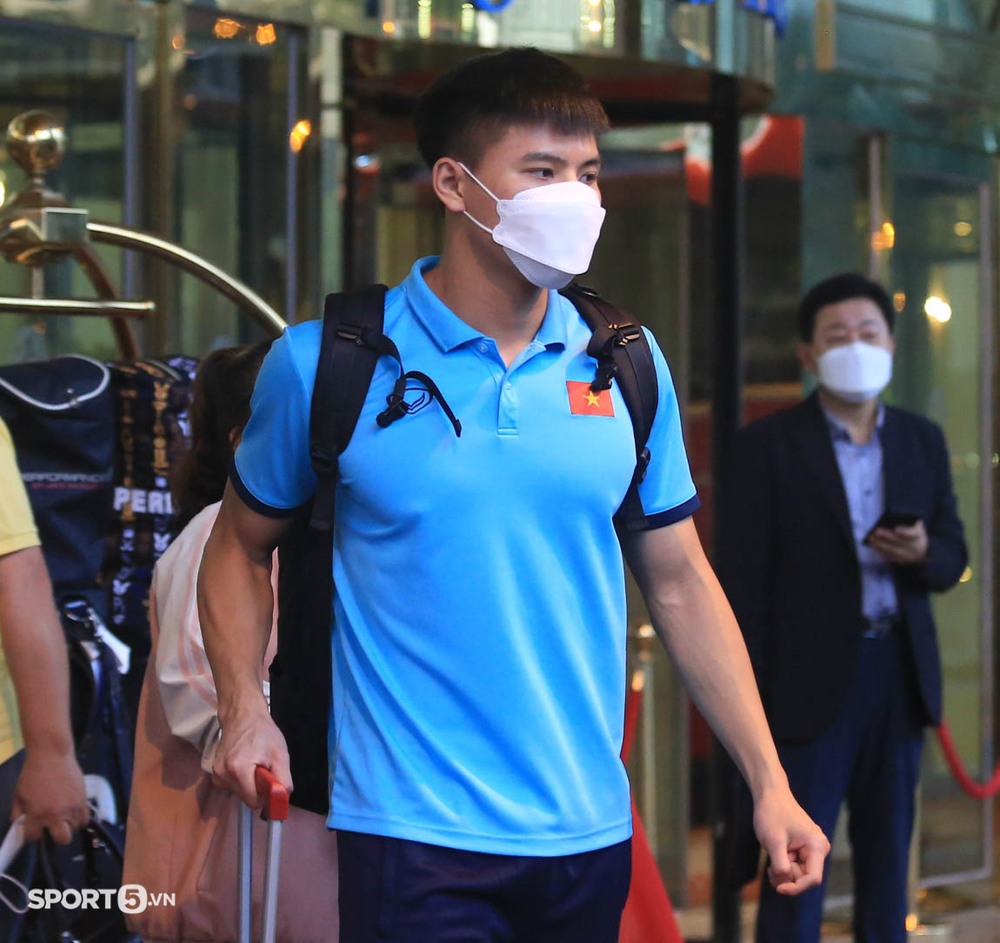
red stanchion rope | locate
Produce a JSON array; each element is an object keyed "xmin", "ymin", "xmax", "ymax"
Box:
[
  {"xmin": 621, "ymin": 675, "xmax": 643, "ymax": 763},
  {"xmin": 619, "ymin": 671, "xmax": 684, "ymax": 943},
  {"xmin": 935, "ymin": 721, "xmax": 1000, "ymax": 800}
]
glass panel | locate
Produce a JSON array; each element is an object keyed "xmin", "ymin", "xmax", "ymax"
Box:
[
  {"xmin": 593, "ymin": 124, "xmax": 692, "ymax": 903},
  {"xmin": 0, "ymin": 20, "xmax": 130, "ymax": 362},
  {"xmin": 171, "ymin": 8, "xmax": 308, "ymax": 352},
  {"xmin": 743, "ymin": 119, "xmax": 994, "ymax": 909},
  {"xmin": 887, "ymin": 155, "xmax": 991, "ymax": 885},
  {"xmin": 839, "ymin": 0, "xmax": 988, "ymax": 30}
]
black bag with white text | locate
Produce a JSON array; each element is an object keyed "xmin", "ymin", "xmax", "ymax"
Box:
[
  {"xmin": 0, "ymin": 355, "xmax": 115, "ymax": 617},
  {"xmin": 99, "ymin": 356, "xmax": 197, "ymax": 719}
]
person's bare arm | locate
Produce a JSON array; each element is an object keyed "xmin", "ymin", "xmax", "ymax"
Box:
[
  {"xmin": 0, "ymin": 546, "xmax": 88, "ymax": 844},
  {"xmin": 197, "ymin": 481, "xmax": 294, "ymax": 808},
  {"xmin": 622, "ymin": 517, "xmax": 830, "ymax": 895}
]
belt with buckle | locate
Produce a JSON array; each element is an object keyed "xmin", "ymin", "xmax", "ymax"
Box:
[{"xmin": 862, "ymin": 616, "xmax": 897, "ymax": 638}]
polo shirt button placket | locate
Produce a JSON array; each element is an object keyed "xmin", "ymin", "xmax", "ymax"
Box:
[{"xmin": 497, "ymin": 373, "xmax": 518, "ymax": 434}]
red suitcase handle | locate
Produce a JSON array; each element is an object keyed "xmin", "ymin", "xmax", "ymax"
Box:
[
  {"xmin": 254, "ymin": 766, "xmax": 290, "ymax": 821},
  {"xmin": 239, "ymin": 767, "xmax": 288, "ymax": 943}
]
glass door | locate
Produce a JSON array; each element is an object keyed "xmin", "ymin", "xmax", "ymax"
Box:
[
  {"xmin": 170, "ymin": 8, "xmax": 312, "ymax": 352},
  {"xmin": 886, "ymin": 145, "xmax": 994, "ymax": 889},
  {"xmin": 0, "ymin": 19, "xmax": 134, "ymax": 361}
]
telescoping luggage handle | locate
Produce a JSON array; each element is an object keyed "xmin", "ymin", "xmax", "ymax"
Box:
[{"xmin": 238, "ymin": 767, "xmax": 290, "ymax": 943}]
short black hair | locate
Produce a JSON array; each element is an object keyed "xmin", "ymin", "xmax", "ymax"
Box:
[
  {"xmin": 412, "ymin": 47, "xmax": 610, "ymax": 170},
  {"xmin": 797, "ymin": 272, "xmax": 895, "ymax": 342}
]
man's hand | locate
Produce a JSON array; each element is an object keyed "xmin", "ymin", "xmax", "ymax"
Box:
[
  {"xmin": 212, "ymin": 702, "xmax": 292, "ymax": 810},
  {"xmin": 868, "ymin": 520, "xmax": 929, "ymax": 565},
  {"xmin": 753, "ymin": 787, "xmax": 830, "ymax": 896},
  {"xmin": 12, "ymin": 749, "xmax": 89, "ymax": 845}
]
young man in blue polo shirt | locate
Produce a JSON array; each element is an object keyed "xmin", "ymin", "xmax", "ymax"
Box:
[{"xmin": 199, "ymin": 46, "xmax": 829, "ymax": 942}]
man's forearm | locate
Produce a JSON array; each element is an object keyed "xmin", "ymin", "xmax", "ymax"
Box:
[
  {"xmin": 196, "ymin": 488, "xmax": 295, "ymax": 802},
  {"xmin": 197, "ymin": 501, "xmax": 277, "ymax": 725},
  {"xmin": 652, "ymin": 563, "xmax": 786, "ymax": 797},
  {"xmin": 625, "ymin": 520, "xmax": 786, "ymax": 800}
]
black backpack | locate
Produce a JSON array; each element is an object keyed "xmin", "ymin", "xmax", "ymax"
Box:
[{"xmin": 270, "ymin": 284, "xmax": 659, "ymax": 814}]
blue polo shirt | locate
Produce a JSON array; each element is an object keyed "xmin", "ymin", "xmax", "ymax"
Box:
[{"xmin": 233, "ymin": 257, "xmax": 698, "ymax": 855}]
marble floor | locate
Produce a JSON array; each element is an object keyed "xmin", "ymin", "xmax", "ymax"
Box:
[{"xmin": 672, "ymin": 793, "xmax": 1000, "ymax": 943}]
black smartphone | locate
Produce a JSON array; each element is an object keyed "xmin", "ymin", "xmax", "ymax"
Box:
[{"xmin": 863, "ymin": 510, "xmax": 921, "ymax": 545}]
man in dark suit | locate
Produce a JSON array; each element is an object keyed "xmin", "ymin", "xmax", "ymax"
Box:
[{"xmin": 717, "ymin": 273, "xmax": 968, "ymax": 943}]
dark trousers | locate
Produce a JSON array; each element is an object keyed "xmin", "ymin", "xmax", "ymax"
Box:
[
  {"xmin": 756, "ymin": 633, "xmax": 924, "ymax": 943},
  {"xmin": 337, "ymin": 830, "xmax": 632, "ymax": 943}
]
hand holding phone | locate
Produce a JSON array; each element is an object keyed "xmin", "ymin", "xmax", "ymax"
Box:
[
  {"xmin": 863, "ymin": 510, "xmax": 928, "ymax": 565},
  {"xmin": 862, "ymin": 510, "xmax": 920, "ymax": 546}
]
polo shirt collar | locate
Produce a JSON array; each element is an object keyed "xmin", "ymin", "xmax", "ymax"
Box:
[{"xmin": 402, "ymin": 256, "xmax": 568, "ymax": 353}]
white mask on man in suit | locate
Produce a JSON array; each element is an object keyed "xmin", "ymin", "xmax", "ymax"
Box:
[{"xmin": 816, "ymin": 341, "xmax": 893, "ymax": 404}]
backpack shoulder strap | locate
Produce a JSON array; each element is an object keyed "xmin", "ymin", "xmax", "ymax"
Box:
[
  {"xmin": 308, "ymin": 284, "xmax": 390, "ymax": 531},
  {"xmin": 560, "ymin": 283, "xmax": 659, "ymax": 532}
]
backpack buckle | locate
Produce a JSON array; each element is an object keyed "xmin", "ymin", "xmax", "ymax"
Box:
[
  {"xmin": 590, "ymin": 360, "xmax": 616, "ymax": 393},
  {"xmin": 610, "ymin": 323, "xmax": 642, "ymax": 346},
  {"xmin": 334, "ymin": 322, "xmax": 370, "ymax": 347},
  {"xmin": 588, "ymin": 322, "xmax": 642, "ymax": 392}
]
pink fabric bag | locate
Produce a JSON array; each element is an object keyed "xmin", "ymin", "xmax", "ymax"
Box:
[{"xmin": 123, "ymin": 504, "xmax": 339, "ymax": 942}]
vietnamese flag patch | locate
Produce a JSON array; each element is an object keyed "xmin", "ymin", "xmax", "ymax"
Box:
[{"xmin": 566, "ymin": 380, "xmax": 615, "ymax": 417}]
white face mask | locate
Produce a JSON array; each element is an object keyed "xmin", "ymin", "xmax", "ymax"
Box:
[
  {"xmin": 458, "ymin": 163, "xmax": 606, "ymax": 290},
  {"xmin": 816, "ymin": 341, "xmax": 893, "ymax": 404}
]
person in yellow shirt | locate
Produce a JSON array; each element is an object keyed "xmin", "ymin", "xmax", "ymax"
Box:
[{"xmin": 0, "ymin": 416, "xmax": 88, "ymax": 847}]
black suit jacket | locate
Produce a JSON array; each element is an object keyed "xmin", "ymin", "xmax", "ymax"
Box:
[{"xmin": 717, "ymin": 392, "xmax": 967, "ymax": 743}]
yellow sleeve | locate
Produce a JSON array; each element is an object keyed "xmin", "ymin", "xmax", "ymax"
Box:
[
  {"xmin": 0, "ymin": 418, "xmax": 32, "ymax": 760},
  {"xmin": 0, "ymin": 417, "xmax": 40, "ymax": 558}
]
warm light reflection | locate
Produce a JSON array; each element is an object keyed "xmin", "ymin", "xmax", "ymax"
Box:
[
  {"xmin": 924, "ymin": 295, "xmax": 952, "ymax": 324},
  {"xmin": 872, "ymin": 221, "xmax": 895, "ymax": 251},
  {"xmin": 213, "ymin": 18, "xmax": 241, "ymax": 39},
  {"xmin": 905, "ymin": 914, "xmax": 919, "ymax": 933},
  {"xmin": 954, "ymin": 220, "xmax": 972, "ymax": 237},
  {"xmin": 892, "ymin": 291, "xmax": 906, "ymax": 312},
  {"xmin": 382, "ymin": 19, "xmax": 397, "ymax": 34},
  {"xmin": 256, "ymin": 23, "xmax": 277, "ymax": 45},
  {"xmin": 289, "ymin": 119, "xmax": 312, "ymax": 154},
  {"xmin": 580, "ymin": 0, "xmax": 615, "ymax": 46},
  {"xmin": 171, "ymin": 33, "xmax": 186, "ymax": 50},
  {"xmin": 959, "ymin": 566, "xmax": 974, "ymax": 584}
]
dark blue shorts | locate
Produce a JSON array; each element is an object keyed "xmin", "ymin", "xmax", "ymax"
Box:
[{"xmin": 337, "ymin": 830, "xmax": 632, "ymax": 943}]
